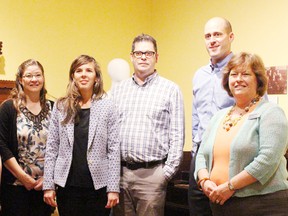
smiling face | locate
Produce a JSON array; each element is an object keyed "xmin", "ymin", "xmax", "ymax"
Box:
[
  {"xmin": 204, "ymin": 17, "xmax": 234, "ymax": 64},
  {"xmin": 228, "ymin": 67, "xmax": 258, "ymax": 99},
  {"xmin": 20, "ymin": 65, "xmax": 44, "ymax": 95},
  {"xmin": 130, "ymin": 41, "xmax": 158, "ymax": 81},
  {"xmin": 73, "ymin": 62, "xmax": 97, "ymax": 95}
]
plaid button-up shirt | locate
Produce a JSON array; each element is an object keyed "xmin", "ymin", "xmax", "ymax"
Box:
[{"xmin": 111, "ymin": 72, "xmax": 185, "ymax": 180}]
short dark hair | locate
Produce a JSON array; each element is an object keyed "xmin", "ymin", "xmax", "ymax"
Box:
[
  {"xmin": 222, "ymin": 52, "xmax": 268, "ymax": 97},
  {"xmin": 131, "ymin": 33, "xmax": 157, "ymax": 53}
]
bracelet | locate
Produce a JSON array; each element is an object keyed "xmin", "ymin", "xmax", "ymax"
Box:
[
  {"xmin": 197, "ymin": 177, "xmax": 210, "ymax": 190},
  {"xmin": 228, "ymin": 181, "xmax": 236, "ymax": 191}
]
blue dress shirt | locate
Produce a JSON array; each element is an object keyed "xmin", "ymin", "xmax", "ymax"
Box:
[{"xmin": 192, "ymin": 53, "xmax": 234, "ymax": 153}]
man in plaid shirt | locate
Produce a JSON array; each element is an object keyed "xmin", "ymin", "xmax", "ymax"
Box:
[{"xmin": 112, "ymin": 33, "xmax": 185, "ymax": 216}]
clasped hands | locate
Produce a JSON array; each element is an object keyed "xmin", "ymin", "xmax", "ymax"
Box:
[
  {"xmin": 18, "ymin": 173, "xmax": 43, "ymax": 191},
  {"xmin": 201, "ymin": 180, "xmax": 235, "ymax": 205}
]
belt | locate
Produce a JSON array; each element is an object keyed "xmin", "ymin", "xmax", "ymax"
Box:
[{"xmin": 121, "ymin": 158, "xmax": 166, "ymax": 170}]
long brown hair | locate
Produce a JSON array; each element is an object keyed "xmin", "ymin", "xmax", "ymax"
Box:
[
  {"xmin": 10, "ymin": 59, "xmax": 47, "ymax": 113},
  {"xmin": 58, "ymin": 55, "xmax": 105, "ymax": 124}
]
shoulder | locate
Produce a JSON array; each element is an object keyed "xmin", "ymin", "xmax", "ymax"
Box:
[
  {"xmin": 213, "ymin": 107, "xmax": 230, "ymax": 120},
  {"xmin": 47, "ymin": 100, "xmax": 55, "ymax": 108},
  {"xmin": 0, "ymin": 100, "xmax": 17, "ymax": 123},
  {"xmin": 93, "ymin": 95, "xmax": 115, "ymax": 108},
  {"xmin": 111, "ymin": 78, "xmax": 133, "ymax": 95},
  {"xmin": 157, "ymin": 75, "xmax": 181, "ymax": 90},
  {"xmin": 248, "ymin": 101, "xmax": 287, "ymax": 129},
  {"xmin": 91, "ymin": 96, "xmax": 117, "ymax": 118},
  {"xmin": 206, "ymin": 107, "xmax": 231, "ymax": 127},
  {"xmin": 256, "ymin": 101, "xmax": 285, "ymax": 116},
  {"xmin": 0, "ymin": 99, "xmax": 15, "ymax": 112},
  {"xmin": 116, "ymin": 78, "xmax": 132, "ymax": 88},
  {"xmin": 193, "ymin": 64, "xmax": 211, "ymax": 82}
]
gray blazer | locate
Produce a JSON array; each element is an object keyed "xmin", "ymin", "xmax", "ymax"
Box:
[{"xmin": 43, "ymin": 96, "xmax": 120, "ymax": 192}]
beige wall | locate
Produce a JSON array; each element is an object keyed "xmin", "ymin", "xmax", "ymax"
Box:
[
  {"xmin": 0, "ymin": 0, "xmax": 152, "ymax": 97},
  {"xmin": 151, "ymin": 0, "xmax": 288, "ymax": 150},
  {"xmin": 1, "ymin": 0, "xmax": 287, "ymax": 151}
]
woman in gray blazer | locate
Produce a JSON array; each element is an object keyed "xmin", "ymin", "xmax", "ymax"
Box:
[{"xmin": 43, "ymin": 55, "xmax": 120, "ymax": 216}]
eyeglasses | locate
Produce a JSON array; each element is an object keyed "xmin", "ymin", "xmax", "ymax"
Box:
[
  {"xmin": 132, "ymin": 51, "xmax": 156, "ymax": 59},
  {"xmin": 22, "ymin": 74, "xmax": 43, "ymax": 80}
]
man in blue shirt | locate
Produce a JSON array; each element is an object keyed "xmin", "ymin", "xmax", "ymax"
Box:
[{"xmin": 188, "ymin": 17, "xmax": 235, "ymax": 216}]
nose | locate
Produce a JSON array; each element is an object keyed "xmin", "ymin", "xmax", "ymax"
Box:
[
  {"xmin": 80, "ymin": 71, "xmax": 87, "ymax": 77},
  {"xmin": 236, "ymin": 73, "xmax": 243, "ymax": 81},
  {"xmin": 31, "ymin": 75, "xmax": 37, "ymax": 81},
  {"xmin": 140, "ymin": 53, "xmax": 147, "ymax": 60},
  {"xmin": 209, "ymin": 36, "xmax": 216, "ymax": 44}
]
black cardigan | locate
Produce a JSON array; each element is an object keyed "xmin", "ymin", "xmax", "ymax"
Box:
[{"xmin": 0, "ymin": 99, "xmax": 54, "ymax": 184}]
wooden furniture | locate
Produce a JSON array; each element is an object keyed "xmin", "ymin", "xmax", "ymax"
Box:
[
  {"xmin": 0, "ymin": 80, "xmax": 15, "ymax": 104},
  {"xmin": 165, "ymin": 151, "xmax": 191, "ymax": 216}
]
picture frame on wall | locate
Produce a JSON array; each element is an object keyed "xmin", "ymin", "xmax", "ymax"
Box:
[{"xmin": 266, "ymin": 66, "xmax": 287, "ymax": 95}]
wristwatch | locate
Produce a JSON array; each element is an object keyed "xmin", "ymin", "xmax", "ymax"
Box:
[{"xmin": 228, "ymin": 181, "xmax": 236, "ymax": 191}]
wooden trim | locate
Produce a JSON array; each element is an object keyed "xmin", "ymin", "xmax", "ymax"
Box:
[
  {"xmin": 0, "ymin": 79, "xmax": 15, "ymax": 104},
  {"xmin": 0, "ymin": 80, "xmax": 15, "ymax": 88}
]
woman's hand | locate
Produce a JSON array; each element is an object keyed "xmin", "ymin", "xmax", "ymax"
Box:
[
  {"xmin": 202, "ymin": 179, "xmax": 217, "ymax": 197},
  {"xmin": 18, "ymin": 173, "xmax": 37, "ymax": 190},
  {"xmin": 34, "ymin": 177, "xmax": 43, "ymax": 191},
  {"xmin": 105, "ymin": 192, "xmax": 119, "ymax": 208},
  {"xmin": 4, "ymin": 157, "xmax": 36, "ymax": 190},
  {"xmin": 209, "ymin": 182, "xmax": 235, "ymax": 205},
  {"xmin": 43, "ymin": 190, "xmax": 57, "ymax": 207}
]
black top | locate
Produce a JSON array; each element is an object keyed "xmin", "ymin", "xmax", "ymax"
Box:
[{"xmin": 66, "ymin": 108, "xmax": 94, "ymax": 188}]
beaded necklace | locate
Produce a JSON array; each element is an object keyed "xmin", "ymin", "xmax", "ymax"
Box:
[{"xmin": 223, "ymin": 96, "xmax": 260, "ymax": 132}]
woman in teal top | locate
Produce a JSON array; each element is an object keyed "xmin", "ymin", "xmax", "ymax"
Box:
[{"xmin": 194, "ymin": 52, "xmax": 288, "ymax": 216}]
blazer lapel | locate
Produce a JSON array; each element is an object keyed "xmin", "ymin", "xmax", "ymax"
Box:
[
  {"xmin": 65, "ymin": 121, "xmax": 74, "ymax": 147},
  {"xmin": 87, "ymin": 99, "xmax": 99, "ymax": 150}
]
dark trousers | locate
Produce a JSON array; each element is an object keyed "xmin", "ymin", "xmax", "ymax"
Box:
[
  {"xmin": 1, "ymin": 184, "xmax": 53, "ymax": 216},
  {"xmin": 210, "ymin": 189, "xmax": 288, "ymax": 216},
  {"xmin": 188, "ymin": 153, "xmax": 212, "ymax": 216},
  {"xmin": 57, "ymin": 186, "xmax": 110, "ymax": 216}
]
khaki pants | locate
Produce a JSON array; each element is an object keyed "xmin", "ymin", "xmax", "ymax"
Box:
[{"xmin": 113, "ymin": 164, "xmax": 168, "ymax": 216}]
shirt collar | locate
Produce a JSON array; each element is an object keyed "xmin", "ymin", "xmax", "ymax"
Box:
[
  {"xmin": 132, "ymin": 70, "xmax": 158, "ymax": 86},
  {"xmin": 210, "ymin": 52, "xmax": 233, "ymax": 71}
]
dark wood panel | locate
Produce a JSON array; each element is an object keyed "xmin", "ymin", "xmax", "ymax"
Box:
[
  {"xmin": 0, "ymin": 80, "xmax": 15, "ymax": 104},
  {"xmin": 165, "ymin": 151, "xmax": 191, "ymax": 215}
]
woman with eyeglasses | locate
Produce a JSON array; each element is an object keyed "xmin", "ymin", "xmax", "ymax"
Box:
[
  {"xmin": 0, "ymin": 59, "xmax": 54, "ymax": 216},
  {"xmin": 43, "ymin": 55, "xmax": 120, "ymax": 216}
]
